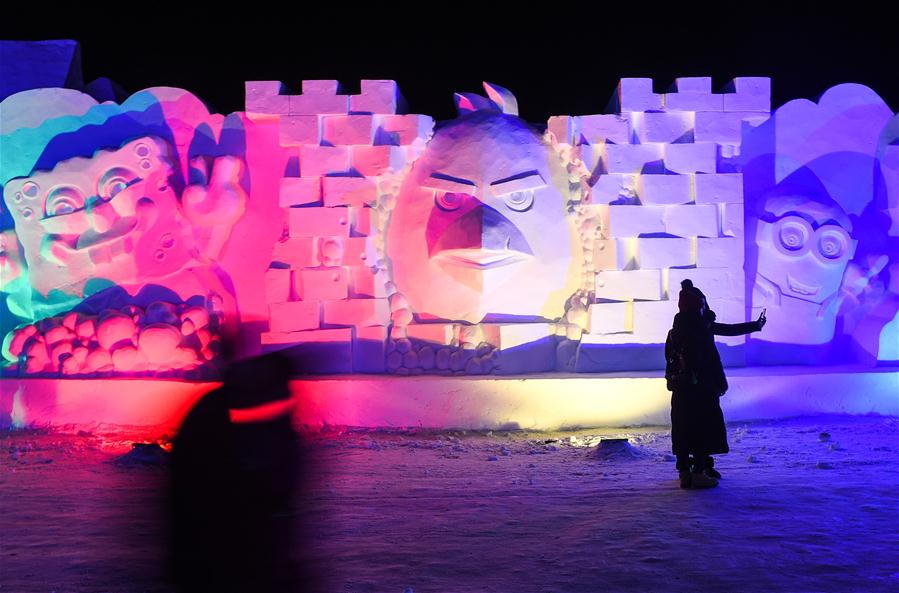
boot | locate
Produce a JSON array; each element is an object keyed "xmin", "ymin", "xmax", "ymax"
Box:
[
  {"xmin": 689, "ymin": 471, "xmax": 718, "ymax": 489},
  {"xmin": 705, "ymin": 456, "xmax": 721, "ymax": 479},
  {"xmin": 676, "ymin": 455, "xmax": 693, "ymax": 488}
]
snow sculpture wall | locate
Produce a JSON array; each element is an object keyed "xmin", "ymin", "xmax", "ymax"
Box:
[
  {"xmin": 741, "ymin": 85, "xmax": 899, "ymax": 365},
  {"xmin": 1, "ymin": 75, "xmax": 896, "ymax": 378},
  {"xmin": 556, "ymin": 77, "xmax": 773, "ymax": 371},
  {"xmin": 0, "ymin": 87, "xmax": 284, "ymax": 376},
  {"xmin": 246, "ymin": 80, "xmax": 432, "ymax": 373}
]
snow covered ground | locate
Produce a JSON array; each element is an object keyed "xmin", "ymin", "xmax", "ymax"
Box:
[{"xmin": 2, "ymin": 415, "xmax": 898, "ymax": 593}]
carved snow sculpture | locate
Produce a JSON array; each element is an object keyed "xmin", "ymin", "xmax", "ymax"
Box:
[
  {"xmin": 386, "ymin": 83, "xmax": 583, "ymax": 324},
  {"xmin": 741, "ymin": 84, "xmax": 899, "ymax": 361},
  {"xmin": 0, "ymin": 87, "xmax": 253, "ymax": 376},
  {"xmin": 753, "ymin": 188, "xmax": 857, "ymax": 345}
]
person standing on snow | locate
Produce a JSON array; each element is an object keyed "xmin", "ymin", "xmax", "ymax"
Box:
[{"xmin": 666, "ymin": 279, "xmax": 767, "ymax": 489}]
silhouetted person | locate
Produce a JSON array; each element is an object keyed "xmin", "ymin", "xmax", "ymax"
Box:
[
  {"xmin": 169, "ymin": 351, "xmax": 303, "ymax": 592},
  {"xmin": 665, "ymin": 279, "xmax": 766, "ymax": 489}
]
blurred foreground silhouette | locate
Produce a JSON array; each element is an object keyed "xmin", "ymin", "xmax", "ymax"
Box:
[{"xmin": 169, "ymin": 351, "xmax": 320, "ymax": 592}]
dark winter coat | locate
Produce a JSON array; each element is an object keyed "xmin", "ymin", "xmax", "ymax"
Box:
[{"xmin": 669, "ymin": 311, "xmax": 759, "ymax": 456}]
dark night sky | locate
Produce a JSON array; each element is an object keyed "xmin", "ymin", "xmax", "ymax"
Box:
[{"xmin": 2, "ymin": 3, "xmax": 897, "ymax": 121}]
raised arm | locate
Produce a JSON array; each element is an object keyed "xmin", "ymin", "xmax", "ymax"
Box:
[
  {"xmin": 711, "ymin": 310, "xmax": 767, "ymax": 336},
  {"xmin": 711, "ymin": 321, "xmax": 760, "ymax": 336}
]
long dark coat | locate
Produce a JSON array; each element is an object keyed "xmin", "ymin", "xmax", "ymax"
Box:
[{"xmin": 669, "ymin": 311, "xmax": 757, "ymax": 456}]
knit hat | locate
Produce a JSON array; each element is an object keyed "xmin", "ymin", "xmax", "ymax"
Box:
[{"xmin": 677, "ymin": 279, "xmax": 706, "ymax": 313}]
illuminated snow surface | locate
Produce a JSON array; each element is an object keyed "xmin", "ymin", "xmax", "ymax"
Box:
[{"xmin": 2, "ymin": 415, "xmax": 898, "ymax": 593}]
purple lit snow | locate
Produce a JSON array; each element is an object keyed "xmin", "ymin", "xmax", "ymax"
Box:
[{"xmin": 3, "ymin": 415, "xmax": 897, "ymax": 593}]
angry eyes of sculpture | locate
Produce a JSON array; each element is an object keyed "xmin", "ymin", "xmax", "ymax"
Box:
[
  {"xmin": 434, "ymin": 190, "xmax": 535, "ymax": 212},
  {"xmin": 773, "ymin": 215, "xmax": 851, "ymax": 261}
]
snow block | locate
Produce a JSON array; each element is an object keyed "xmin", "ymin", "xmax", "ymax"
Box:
[
  {"xmin": 669, "ymin": 267, "xmax": 745, "ymax": 301},
  {"xmin": 351, "ymin": 206, "xmax": 374, "ymax": 237},
  {"xmin": 694, "ymin": 173, "xmax": 743, "ymax": 203},
  {"xmin": 638, "ymin": 237, "xmax": 693, "ymax": 269},
  {"xmin": 576, "ymin": 341, "xmax": 666, "ymax": 371},
  {"xmin": 280, "ymin": 177, "xmax": 322, "ymax": 207},
  {"xmin": 593, "ymin": 239, "xmax": 620, "ymax": 271},
  {"xmin": 577, "ymin": 114, "xmax": 630, "ymax": 144},
  {"xmin": 406, "ymin": 324, "xmax": 454, "ymax": 345},
  {"xmin": 323, "ymin": 298, "xmax": 390, "ymax": 327},
  {"xmin": 696, "ymin": 237, "xmax": 744, "ymax": 269},
  {"xmin": 262, "ymin": 328, "xmax": 353, "ymax": 374},
  {"xmin": 637, "ymin": 112, "xmax": 693, "ymax": 143},
  {"xmin": 616, "ymin": 237, "xmax": 639, "ymax": 271},
  {"xmin": 605, "ymin": 144, "xmax": 665, "ymax": 174},
  {"xmin": 351, "ymin": 145, "xmax": 406, "ymax": 176},
  {"xmin": 268, "ymin": 300, "xmax": 320, "ymax": 333},
  {"xmin": 498, "ymin": 323, "xmax": 554, "ymax": 349},
  {"xmin": 353, "ymin": 325, "xmax": 388, "ymax": 373},
  {"xmin": 350, "ymin": 80, "xmax": 401, "ymax": 115},
  {"xmin": 350, "ymin": 266, "xmax": 388, "ymax": 298},
  {"xmin": 721, "ymin": 202, "xmax": 744, "ymax": 238},
  {"xmin": 595, "ymin": 270, "xmax": 663, "ymax": 301},
  {"xmin": 695, "ymin": 111, "xmax": 765, "ymax": 144},
  {"xmin": 289, "ymin": 80, "xmax": 348, "ymax": 115},
  {"xmin": 638, "ymin": 174, "xmax": 693, "ymax": 205},
  {"xmin": 300, "ymin": 146, "xmax": 350, "ymax": 177},
  {"xmin": 664, "ymin": 143, "xmax": 717, "ymax": 174},
  {"xmin": 289, "ymin": 207, "xmax": 351, "ymax": 238},
  {"xmin": 616, "ymin": 78, "xmax": 663, "ymax": 112},
  {"xmin": 666, "ymin": 93, "xmax": 725, "ymax": 112},
  {"xmin": 318, "ymin": 236, "xmax": 376, "ymax": 267},
  {"xmin": 322, "ymin": 176, "xmax": 378, "ymax": 207},
  {"xmin": 591, "ymin": 174, "xmax": 636, "ymax": 204},
  {"xmin": 588, "ymin": 204, "xmax": 611, "ymax": 235},
  {"xmin": 577, "ymin": 332, "xmax": 641, "ymax": 346},
  {"xmin": 495, "ymin": 326, "xmax": 556, "ymax": 374},
  {"xmin": 663, "ymin": 204, "xmax": 719, "ymax": 237},
  {"xmin": 589, "ymin": 301, "xmax": 631, "ymax": 334},
  {"xmin": 722, "ymin": 77, "xmax": 771, "ymax": 112},
  {"xmin": 296, "ymin": 268, "xmax": 349, "ymax": 302},
  {"xmin": 578, "ymin": 143, "xmax": 604, "ymax": 178},
  {"xmin": 272, "ymin": 237, "xmax": 319, "ymax": 268},
  {"xmin": 322, "ymin": 114, "xmax": 375, "ymax": 145},
  {"xmin": 607, "ymin": 205, "xmax": 666, "ymax": 237},
  {"xmin": 279, "ymin": 115, "xmax": 320, "ymax": 146},
  {"xmin": 631, "ymin": 300, "xmax": 677, "ymax": 342},
  {"xmin": 665, "ymin": 79, "xmax": 723, "ymax": 111},
  {"xmin": 345, "ymin": 236, "xmax": 378, "ymax": 267},
  {"xmin": 264, "ymin": 268, "xmax": 292, "ymax": 304},
  {"xmin": 245, "ymin": 81, "xmax": 289, "ymax": 115},
  {"xmin": 376, "ymin": 114, "xmax": 434, "ymax": 145}
]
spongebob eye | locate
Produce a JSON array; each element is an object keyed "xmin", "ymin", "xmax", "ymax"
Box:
[
  {"xmin": 435, "ymin": 192, "xmax": 467, "ymax": 211},
  {"xmin": 45, "ymin": 186, "xmax": 86, "ymax": 218},
  {"xmin": 503, "ymin": 190, "xmax": 534, "ymax": 212},
  {"xmin": 99, "ymin": 167, "xmax": 139, "ymax": 200}
]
